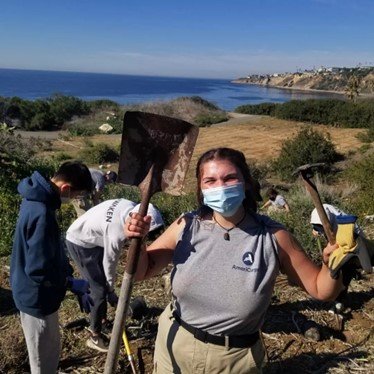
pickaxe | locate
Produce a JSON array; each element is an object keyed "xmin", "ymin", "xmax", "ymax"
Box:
[{"xmin": 293, "ymin": 163, "xmax": 335, "ymax": 244}]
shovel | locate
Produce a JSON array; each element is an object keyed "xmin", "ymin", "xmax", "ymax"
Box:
[{"xmin": 104, "ymin": 111, "xmax": 199, "ymax": 374}]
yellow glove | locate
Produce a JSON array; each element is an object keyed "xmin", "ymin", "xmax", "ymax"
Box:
[{"xmin": 328, "ymin": 215, "xmax": 358, "ymax": 279}]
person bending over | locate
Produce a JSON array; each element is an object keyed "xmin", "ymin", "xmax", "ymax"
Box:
[
  {"xmin": 72, "ymin": 169, "xmax": 118, "ymax": 217},
  {"xmin": 65, "ymin": 199, "xmax": 164, "ymax": 352}
]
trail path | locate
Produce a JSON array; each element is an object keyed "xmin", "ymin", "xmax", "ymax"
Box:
[
  {"xmin": 212, "ymin": 112, "xmax": 261, "ymax": 126},
  {"xmin": 15, "ymin": 129, "xmax": 64, "ymax": 140}
]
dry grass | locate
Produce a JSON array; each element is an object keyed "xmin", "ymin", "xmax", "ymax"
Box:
[
  {"xmin": 46, "ymin": 114, "xmax": 368, "ymax": 195},
  {"xmin": 2, "ymin": 253, "xmax": 372, "ymax": 373}
]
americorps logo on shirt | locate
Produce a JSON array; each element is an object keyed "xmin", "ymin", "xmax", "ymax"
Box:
[
  {"xmin": 242, "ymin": 252, "xmax": 254, "ymax": 266},
  {"xmin": 232, "ymin": 251, "xmax": 258, "ymax": 273}
]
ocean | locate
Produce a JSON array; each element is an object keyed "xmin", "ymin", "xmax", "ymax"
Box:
[{"xmin": 0, "ymin": 68, "xmax": 341, "ymax": 111}]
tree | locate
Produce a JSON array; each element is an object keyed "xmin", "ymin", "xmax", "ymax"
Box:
[{"xmin": 345, "ymin": 75, "xmax": 361, "ymax": 102}]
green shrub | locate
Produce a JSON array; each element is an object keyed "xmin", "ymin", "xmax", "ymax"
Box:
[
  {"xmin": 0, "ymin": 189, "xmax": 79, "ymax": 257},
  {"xmin": 88, "ymin": 99, "xmax": 120, "ymax": 112},
  {"xmin": 358, "ymin": 144, "xmax": 371, "ymax": 154},
  {"xmin": 235, "ymin": 102, "xmax": 278, "ymax": 116},
  {"xmin": 341, "ymin": 153, "xmax": 374, "ymax": 214},
  {"xmin": 103, "ymin": 183, "xmax": 197, "ymax": 227},
  {"xmin": 247, "ymin": 160, "xmax": 269, "ymax": 182},
  {"xmin": 102, "ymin": 184, "xmax": 140, "ymax": 202},
  {"xmin": 151, "ymin": 192, "xmax": 197, "ymax": 226},
  {"xmin": 186, "ymin": 96, "xmax": 220, "ymax": 110},
  {"xmin": 267, "ymin": 201, "xmax": 321, "ymax": 262},
  {"xmin": 264, "ymin": 184, "xmax": 348, "ymax": 264},
  {"xmin": 48, "ymin": 94, "xmax": 90, "ymax": 126},
  {"xmin": 66, "ymin": 123, "xmax": 98, "ymax": 137},
  {"xmin": 0, "ymin": 188, "xmax": 20, "ymax": 256},
  {"xmin": 355, "ymin": 127, "xmax": 374, "ymax": 143},
  {"xmin": 122, "ymin": 96, "xmax": 226, "ymax": 126},
  {"xmin": 78, "ymin": 143, "xmax": 119, "ymax": 164},
  {"xmin": 272, "ymin": 127, "xmax": 340, "ymax": 180},
  {"xmin": 27, "ymin": 111, "xmax": 55, "ymax": 131},
  {"xmin": 0, "ymin": 152, "xmax": 57, "ymax": 257},
  {"xmin": 194, "ymin": 112, "xmax": 228, "ymax": 127},
  {"xmin": 283, "ymin": 99, "xmax": 374, "ymax": 128},
  {"xmin": 1, "ymin": 95, "xmax": 91, "ymax": 131},
  {"xmin": 234, "ymin": 99, "xmax": 374, "ymax": 129},
  {"xmin": 58, "ymin": 203, "xmax": 78, "ymax": 234},
  {"xmin": 0, "ymin": 130, "xmax": 55, "ymax": 191},
  {"xmin": 107, "ymin": 115, "xmax": 124, "ymax": 134},
  {"xmin": 53, "ymin": 152, "xmax": 72, "ymax": 162}
]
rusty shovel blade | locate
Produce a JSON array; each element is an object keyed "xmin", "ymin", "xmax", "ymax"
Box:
[{"xmin": 118, "ymin": 111, "xmax": 199, "ymax": 196}]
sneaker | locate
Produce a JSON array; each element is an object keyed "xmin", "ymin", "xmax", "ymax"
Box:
[
  {"xmin": 86, "ymin": 333, "xmax": 109, "ymax": 353},
  {"xmin": 101, "ymin": 319, "xmax": 113, "ymax": 336}
]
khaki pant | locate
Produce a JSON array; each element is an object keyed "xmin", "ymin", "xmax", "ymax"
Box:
[{"xmin": 153, "ymin": 305, "xmax": 265, "ymax": 374}]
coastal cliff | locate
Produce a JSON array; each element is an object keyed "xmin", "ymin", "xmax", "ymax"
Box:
[{"xmin": 233, "ymin": 67, "xmax": 374, "ymax": 95}]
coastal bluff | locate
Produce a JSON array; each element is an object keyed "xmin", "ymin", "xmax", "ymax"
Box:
[{"xmin": 233, "ymin": 67, "xmax": 374, "ymax": 94}]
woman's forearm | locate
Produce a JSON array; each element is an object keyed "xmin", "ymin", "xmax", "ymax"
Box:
[{"xmin": 134, "ymin": 243, "xmax": 149, "ymax": 281}]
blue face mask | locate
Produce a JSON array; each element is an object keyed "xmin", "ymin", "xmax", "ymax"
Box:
[{"xmin": 202, "ymin": 183, "xmax": 245, "ymax": 217}]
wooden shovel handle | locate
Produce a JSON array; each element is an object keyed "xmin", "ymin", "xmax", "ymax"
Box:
[
  {"xmin": 104, "ymin": 195, "xmax": 152, "ymax": 373},
  {"xmin": 300, "ymin": 171, "xmax": 336, "ymax": 244}
]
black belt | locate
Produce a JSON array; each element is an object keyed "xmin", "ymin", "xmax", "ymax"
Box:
[{"xmin": 172, "ymin": 312, "xmax": 259, "ymax": 348}]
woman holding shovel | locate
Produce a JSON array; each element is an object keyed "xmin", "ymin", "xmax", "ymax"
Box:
[{"xmin": 126, "ymin": 147, "xmax": 344, "ymax": 373}]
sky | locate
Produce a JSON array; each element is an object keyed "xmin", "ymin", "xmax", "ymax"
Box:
[{"xmin": 0, "ymin": 0, "xmax": 373, "ymax": 79}]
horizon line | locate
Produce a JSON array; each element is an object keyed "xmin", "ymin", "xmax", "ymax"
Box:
[{"xmin": 0, "ymin": 66, "xmax": 236, "ymax": 81}]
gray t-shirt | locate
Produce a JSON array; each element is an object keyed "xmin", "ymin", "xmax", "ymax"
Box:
[
  {"xmin": 171, "ymin": 212, "xmax": 283, "ymax": 336},
  {"xmin": 271, "ymin": 195, "xmax": 287, "ymax": 208},
  {"xmin": 89, "ymin": 168, "xmax": 106, "ymax": 192}
]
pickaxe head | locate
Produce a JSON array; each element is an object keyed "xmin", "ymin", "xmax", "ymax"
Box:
[
  {"xmin": 293, "ymin": 162, "xmax": 336, "ymax": 244},
  {"xmin": 292, "ymin": 163, "xmax": 326, "ymax": 178}
]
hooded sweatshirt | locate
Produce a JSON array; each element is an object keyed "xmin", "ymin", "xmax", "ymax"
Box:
[{"xmin": 10, "ymin": 171, "xmax": 72, "ymax": 317}]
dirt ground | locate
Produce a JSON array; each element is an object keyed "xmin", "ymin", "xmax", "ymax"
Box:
[
  {"xmin": 2, "ymin": 116, "xmax": 373, "ymax": 373},
  {"xmin": 1, "ymin": 259, "xmax": 372, "ymax": 374}
]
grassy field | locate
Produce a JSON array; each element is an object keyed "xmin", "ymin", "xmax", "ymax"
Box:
[{"xmin": 45, "ymin": 114, "xmax": 366, "ymax": 191}]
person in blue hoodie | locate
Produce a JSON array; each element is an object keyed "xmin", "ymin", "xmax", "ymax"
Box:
[{"xmin": 10, "ymin": 161, "xmax": 95, "ymax": 374}]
